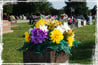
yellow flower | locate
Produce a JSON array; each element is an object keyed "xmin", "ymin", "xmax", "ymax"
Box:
[
  {"xmin": 54, "ymin": 20, "xmax": 59, "ymax": 26},
  {"xmin": 64, "ymin": 30, "xmax": 73, "ymax": 37},
  {"xmin": 67, "ymin": 36, "xmax": 73, "ymax": 47},
  {"xmin": 35, "ymin": 19, "xmax": 46, "ymax": 28},
  {"xmin": 63, "ymin": 30, "xmax": 74, "ymax": 47},
  {"xmin": 67, "ymin": 30, "xmax": 73, "ymax": 36},
  {"xmin": 59, "ymin": 21, "xmax": 62, "ymax": 25},
  {"xmin": 50, "ymin": 29, "xmax": 64, "ymax": 44},
  {"xmin": 46, "ymin": 19, "xmax": 52, "ymax": 25},
  {"xmin": 24, "ymin": 32, "xmax": 30, "ymax": 42},
  {"xmin": 48, "ymin": 24, "xmax": 55, "ymax": 29}
]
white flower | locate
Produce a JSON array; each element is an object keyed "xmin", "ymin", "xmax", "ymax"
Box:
[
  {"xmin": 62, "ymin": 22, "xmax": 71, "ymax": 32},
  {"xmin": 55, "ymin": 22, "xmax": 71, "ymax": 33},
  {"xmin": 39, "ymin": 25, "xmax": 48, "ymax": 32},
  {"xmin": 55, "ymin": 25, "xmax": 65, "ymax": 33}
]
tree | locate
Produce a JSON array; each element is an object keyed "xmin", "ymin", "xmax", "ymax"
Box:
[
  {"xmin": 63, "ymin": 2, "xmax": 89, "ymax": 16},
  {"xmin": 12, "ymin": 2, "xmax": 52, "ymax": 16},
  {"xmin": 58, "ymin": 9, "xmax": 65, "ymax": 15},
  {"xmin": 3, "ymin": 3, "xmax": 13, "ymax": 15},
  {"xmin": 49, "ymin": 7, "xmax": 59, "ymax": 15},
  {"xmin": 91, "ymin": 5, "xmax": 97, "ymax": 15}
]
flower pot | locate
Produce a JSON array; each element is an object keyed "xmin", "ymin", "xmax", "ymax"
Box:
[{"xmin": 23, "ymin": 49, "xmax": 69, "ymax": 63}]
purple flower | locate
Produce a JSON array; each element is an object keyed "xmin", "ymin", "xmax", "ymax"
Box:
[
  {"xmin": 51, "ymin": 16, "xmax": 56, "ymax": 19},
  {"xmin": 31, "ymin": 28, "xmax": 48, "ymax": 44},
  {"xmin": 45, "ymin": 16, "xmax": 48, "ymax": 19},
  {"xmin": 51, "ymin": 16, "xmax": 53, "ymax": 19}
]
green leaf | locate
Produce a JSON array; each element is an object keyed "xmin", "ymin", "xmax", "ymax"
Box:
[
  {"xmin": 73, "ymin": 41, "xmax": 81, "ymax": 48},
  {"xmin": 59, "ymin": 40, "xmax": 71, "ymax": 55},
  {"xmin": 60, "ymin": 40, "xmax": 68, "ymax": 46},
  {"xmin": 47, "ymin": 43, "xmax": 59, "ymax": 51}
]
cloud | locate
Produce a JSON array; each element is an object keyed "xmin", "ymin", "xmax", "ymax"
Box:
[{"xmin": 48, "ymin": 0, "xmax": 68, "ymax": 2}]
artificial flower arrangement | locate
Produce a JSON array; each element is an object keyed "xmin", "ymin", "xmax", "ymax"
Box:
[{"xmin": 19, "ymin": 17, "xmax": 80, "ymax": 55}]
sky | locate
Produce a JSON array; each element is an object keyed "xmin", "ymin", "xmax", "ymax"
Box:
[{"xmin": 48, "ymin": 0, "xmax": 97, "ymax": 9}]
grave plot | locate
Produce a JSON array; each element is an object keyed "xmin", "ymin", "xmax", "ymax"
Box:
[{"xmin": 3, "ymin": 20, "xmax": 13, "ymax": 33}]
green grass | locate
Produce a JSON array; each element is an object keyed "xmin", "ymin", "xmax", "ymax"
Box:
[
  {"xmin": 3, "ymin": 23, "xmax": 30, "ymax": 63},
  {"xmin": 3, "ymin": 22, "xmax": 95, "ymax": 64},
  {"xmin": 93, "ymin": 19, "xmax": 96, "ymax": 25},
  {"xmin": 70, "ymin": 25, "xmax": 95, "ymax": 64}
]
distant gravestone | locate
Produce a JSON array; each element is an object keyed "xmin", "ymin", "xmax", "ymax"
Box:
[
  {"xmin": 10, "ymin": 16, "xmax": 17, "ymax": 27},
  {"xmin": 23, "ymin": 16, "xmax": 27, "ymax": 20},
  {"xmin": 77, "ymin": 19, "xmax": 82, "ymax": 27},
  {"xmin": 83, "ymin": 20, "xmax": 86, "ymax": 26},
  {"xmin": 88, "ymin": 16, "xmax": 93, "ymax": 25},
  {"xmin": 10, "ymin": 19, "xmax": 17, "ymax": 27},
  {"xmin": 20, "ymin": 16, "xmax": 22, "ymax": 19},
  {"xmin": 3, "ymin": 20, "xmax": 13, "ymax": 33}
]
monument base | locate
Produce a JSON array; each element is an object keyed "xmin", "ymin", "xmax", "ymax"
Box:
[{"xmin": 3, "ymin": 20, "xmax": 13, "ymax": 34}]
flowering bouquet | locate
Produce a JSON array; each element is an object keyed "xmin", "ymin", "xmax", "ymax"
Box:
[{"xmin": 19, "ymin": 18, "xmax": 80, "ymax": 55}]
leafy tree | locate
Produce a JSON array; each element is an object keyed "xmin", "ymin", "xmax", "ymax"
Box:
[
  {"xmin": 91, "ymin": 5, "xmax": 97, "ymax": 15},
  {"xmin": 39, "ymin": 2, "xmax": 52, "ymax": 15},
  {"xmin": 63, "ymin": 2, "xmax": 89, "ymax": 16},
  {"xmin": 3, "ymin": 3, "xmax": 13, "ymax": 15},
  {"xmin": 49, "ymin": 7, "xmax": 59, "ymax": 15},
  {"xmin": 58, "ymin": 9, "xmax": 65, "ymax": 15},
  {"xmin": 11, "ymin": 2, "xmax": 53, "ymax": 16}
]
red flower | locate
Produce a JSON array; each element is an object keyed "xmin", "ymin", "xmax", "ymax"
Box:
[{"xmin": 61, "ymin": 14, "xmax": 67, "ymax": 19}]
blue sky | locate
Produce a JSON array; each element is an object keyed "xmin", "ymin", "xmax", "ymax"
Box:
[{"xmin": 48, "ymin": 0, "xmax": 97, "ymax": 9}]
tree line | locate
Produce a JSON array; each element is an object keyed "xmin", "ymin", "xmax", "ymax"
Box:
[{"xmin": 3, "ymin": 2, "xmax": 96, "ymax": 16}]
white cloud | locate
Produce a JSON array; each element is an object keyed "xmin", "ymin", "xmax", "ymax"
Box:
[
  {"xmin": 48, "ymin": 0, "xmax": 97, "ymax": 9},
  {"xmin": 87, "ymin": 0, "xmax": 97, "ymax": 2},
  {"xmin": 87, "ymin": 2, "xmax": 97, "ymax": 9},
  {"xmin": 48, "ymin": 0, "xmax": 68, "ymax": 2}
]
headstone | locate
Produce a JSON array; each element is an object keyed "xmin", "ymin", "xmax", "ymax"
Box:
[
  {"xmin": 83, "ymin": 20, "xmax": 86, "ymax": 26},
  {"xmin": 77, "ymin": 19, "xmax": 82, "ymax": 27},
  {"xmin": 3, "ymin": 20, "xmax": 13, "ymax": 33},
  {"xmin": 10, "ymin": 19, "xmax": 17, "ymax": 27},
  {"xmin": 20, "ymin": 16, "xmax": 22, "ymax": 19},
  {"xmin": 72, "ymin": 23, "xmax": 76, "ymax": 29},
  {"xmin": 88, "ymin": 16, "xmax": 93, "ymax": 25},
  {"xmin": 23, "ymin": 16, "xmax": 27, "ymax": 20},
  {"xmin": 10, "ymin": 15, "xmax": 17, "ymax": 27}
]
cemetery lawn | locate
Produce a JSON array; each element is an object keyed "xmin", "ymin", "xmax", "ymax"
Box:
[
  {"xmin": 3, "ymin": 23, "xmax": 95, "ymax": 64},
  {"xmin": 70, "ymin": 25, "xmax": 95, "ymax": 64}
]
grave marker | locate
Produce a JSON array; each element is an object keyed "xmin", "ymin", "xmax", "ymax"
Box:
[
  {"xmin": 3, "ymin": 20, "xmax": 13, "ymax": 33},
  {"xmin": 88, "ymin": 15, "xmax": 93, "ymax": 25},
  {"xmin": 77, "ymin": 19, "xmax": 82, "ymax": 27},
  {"xmin": 10, "ymin": 19, "xmax": 17, "ymax": 27},
  {"xmin": 23, "ymin": 16, "xmax": 27, "ymax": 20},
  {"xmin": 83, "ymin": 20, "xmax": 86, "ymax": 26},
  {"xmin": 10, "ymin": 16, "xmax": 17, "ymax": 27}
]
